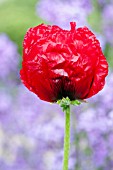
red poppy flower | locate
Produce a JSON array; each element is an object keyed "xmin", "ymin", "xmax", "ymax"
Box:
[{"xmin": 20, "ymin": 22, "xmax": 108, "ymax": 102}]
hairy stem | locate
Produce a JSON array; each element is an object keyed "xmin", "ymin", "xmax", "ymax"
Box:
[{"xmin": 63, "ymin": 105, "xmax": 71, "ymax": 170}]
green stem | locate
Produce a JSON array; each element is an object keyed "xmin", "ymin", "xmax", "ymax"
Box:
[{"xmin": 63, "ymin": 105, "xmax": 71, "ymax": 170}]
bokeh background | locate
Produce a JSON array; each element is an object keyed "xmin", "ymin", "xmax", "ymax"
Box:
[{"xmin": 0, "ymin": 0, "xmax": 113, "ymax": 170}]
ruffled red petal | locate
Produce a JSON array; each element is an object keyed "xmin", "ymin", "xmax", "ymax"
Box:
[{"xmin": 20, "ymin": 22, "xmax": 108, "ymax": 102}]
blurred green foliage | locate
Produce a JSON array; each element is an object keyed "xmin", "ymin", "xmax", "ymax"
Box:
[
  {"xmin": 88, "ymin": 0, "xmax": 113, "ymax": 68},
  {"xmin": 88, "ymin": 0, "xmax": 102, "ymax": 33},
  {"xmin": 0, "ymin": 0, "xmax": 44, "ymax": 55}
]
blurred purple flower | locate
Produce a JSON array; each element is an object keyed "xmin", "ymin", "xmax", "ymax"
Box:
[
  {"xmin": 0, "ymin": 90, "xmax": 12, "ymax": 115},
  {"xmin": 76, "ymin": 72, "xmax": 113, "ymax": 169},
  {"xmin": 96, "ymin": 0, "xmax": 113, "ymax": 46},
  {"xmin": 96, "ymin": 33, "xmax": 106, "ymax": 50},
  {"xmin": 0, "ymin": 83, "xmax": 75, "ymax": 170},
  {"xmin": 102, "ymin": 3, "xmax": 113, "ymax": 45},
  {"xmin": 36, "ymin": 0, "xmax": 92, "ymax": 28},
  {"xmin": 97, "ymin": 0, "xmax": 112, "ymax": 7},
  {"xmin": 0, "ymin": 34, "xmax": 19, "ymax": 82}
]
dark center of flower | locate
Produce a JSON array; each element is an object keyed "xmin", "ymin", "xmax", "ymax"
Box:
[{"xmin": 56, "ymin": 77, "xmax": 76, "ymax": 101}]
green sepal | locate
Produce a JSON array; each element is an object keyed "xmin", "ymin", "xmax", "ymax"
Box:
[
  {"xmin": 71, "ymin": 100, "xmax": 81, "ymax": 106},
  {"xmin": 57, "ymin": 97, "xmax": 81, "ymax": 111}
]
